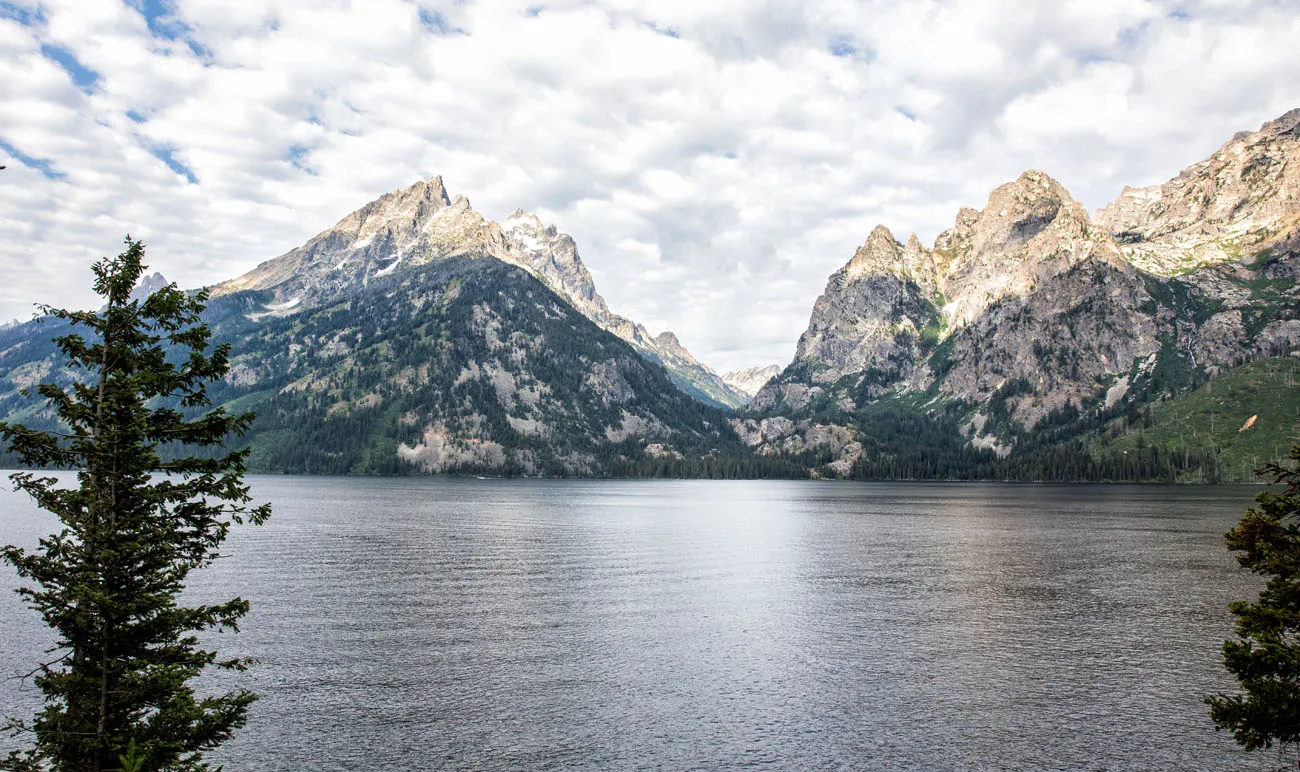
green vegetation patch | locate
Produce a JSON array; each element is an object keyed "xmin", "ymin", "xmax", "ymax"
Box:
[{"xmin": 1099, "ymin": 357, "xmax": 1300, "ymax": 482}]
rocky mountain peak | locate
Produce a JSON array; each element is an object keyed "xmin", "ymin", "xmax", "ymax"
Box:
[
  {"xmin": 1096, "ymin": 106, "xmax": 1300, "ymax": 274},
  {"xmin": 972, "ymin": 170, "xmax": 1071, "ymax": 250},
  {"xmin": 845, "ymin": 225, "xmax": 902, "ymax": 278},
  {"xmin": 212, "ymin": 175, "xmax": 747, "ymax": 410},
  {"xmin": 1262, "ymin": 107, "xmax": 1300, "ymax": 137},
  {"xmin": 843, "ymin": 225, "xmax": 935, "ymax": 289},
  {"xmin": 763, "ymin": 166, "xmax": 1134, "ymax": 413},
  {"xmin": 722, "ymin": 365, "xmax": 781, "ymax": 400},
  {"xmin": 937, "ymin": 169, "xmax": 1120, "ymax": 330},
  {"xmin": 129, "ymin": 272, "xmax": 169, "ymax": 302},
  {"xmin": 503, "ymin": 208, "xmax": 548, "ymax": 233},
  {"xmin": 497, "ymin": 209, "xmax": 610, "ymax": 320},
  {"xmin": 654, "ymin": 330, "xmax": 682, "ymax": 350},
  {"xmin": 348, "ymin": 176, "xmax": 452, "ymax": 243}
]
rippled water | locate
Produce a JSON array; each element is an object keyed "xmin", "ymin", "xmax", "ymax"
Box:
[{"xmin": 0, "ymin": 477, "xmax": 1279, "ymax": 770}]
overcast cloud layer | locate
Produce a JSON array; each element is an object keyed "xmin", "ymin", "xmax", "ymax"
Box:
[{"xmin": 1, "ymin": 0, "xmax": 1297, "ymax": 372}]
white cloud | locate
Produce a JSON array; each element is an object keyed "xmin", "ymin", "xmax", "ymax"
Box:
[{"xmin": 0, "ymin": 0, "xmax": 1297, "ymax": 372}]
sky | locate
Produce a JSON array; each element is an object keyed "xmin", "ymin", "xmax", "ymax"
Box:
[{"xmin": 1, "ymin": 1, "xmax": 1298, "ymax": 373}]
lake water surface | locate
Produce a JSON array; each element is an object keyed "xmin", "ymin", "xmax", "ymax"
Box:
[{"xmin": 0, "ymin": 478, "xmax": 1279, "ymax": 770}]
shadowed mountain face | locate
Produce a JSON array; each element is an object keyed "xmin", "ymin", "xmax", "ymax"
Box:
[
  {"xmin": 212, "ymin": 257, "xmax": 751, "ymax": 475},
  {"xmin": 747, "ymin": 111, "xmax": 1299, "ymax": 476},
  {"xmin": 214, "ymin": 179, "xmax": 748, "ymax": 409},
  {"xmin": 0, "ymin": 257, "xmax": 766, "ymax": 476}
]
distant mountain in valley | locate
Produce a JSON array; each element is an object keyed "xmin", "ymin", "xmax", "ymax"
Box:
[{"xmin": 722, "ymin": 365, "xmax": 781, "ymax": 402}]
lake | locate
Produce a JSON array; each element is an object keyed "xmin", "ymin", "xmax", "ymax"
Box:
[{"xmin": 0, "ymin": 477, "xmax": 1278, "ymax": 770}]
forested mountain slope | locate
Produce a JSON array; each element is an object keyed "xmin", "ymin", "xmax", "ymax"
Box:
[{"xmin": 0, "ymin": 257, "xmax": 805, "ymax": 476}]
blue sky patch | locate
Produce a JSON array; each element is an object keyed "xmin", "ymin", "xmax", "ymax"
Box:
[
  {"xmin": 644, "ymin": 21, "xmax": 680, "ymax": 39},
  {"xmin": 130, "ymin": 0, "xmax": 186, "ymax": 40},
  {"xmin": 127, "ymin": 0, "xmax": 212, "ymax": 60},
  {"xmin": 829, "ymin": 39, "xmax": 857, "ymax": 57},
  {"xmin": 830, "ymin": 37, "xmax": 876, "ymax": 63},
  {"xmin": 40, "ymin": 44, "xmax": 99, "ymax": 93},
  {"xmin": 287, "ymin": 144, "xmax": 314, "ymax": 174},
  {"xmin": 0, "ymin": 138, "xmax": 66, "ymax": 180},
  {"xmin": 419, "ymin": 8, "xmax": 462, "ymax": 35},
  {"xmin": 0, "ymin": 1, "xmax": 44, "ymax": 25},
  {"xmin": 147, "ymin": 144, "xmax": 198, "ymax": 184},
  {"xmin": 1118, "ymin": 20, "xmax": 1151, "ymax": 47},
  {"xmin": 896, "ymin": 106, "xmax": 917, "ymax": 121}
]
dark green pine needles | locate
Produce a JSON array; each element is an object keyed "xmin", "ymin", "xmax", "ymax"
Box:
[
  {"xmin": 1207, "ymin": 443, "xmax": 1300, "ymax": 758},
  {"xmin": 0, "ymin": 238, "xmax": 269, "ymax": 772}
]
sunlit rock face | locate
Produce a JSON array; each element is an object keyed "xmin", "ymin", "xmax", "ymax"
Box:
[
  {"xmin": 758, "ymin": 110, "xmax": 1300, "ymax": 454},
  {"xmin": 1096, "ymin": 108, "xmax": 1300, "ymax": 276},
  {"xmin": 214, "ymin": 177, "xmax": 748, "ymax": 409},
  {"xmin": 758, "ymin": 169, "xmax": 1155, "ymax": 424},
  {"xmin": 722, "ymin": 365, "xmax": 781, "ymax": 401}
]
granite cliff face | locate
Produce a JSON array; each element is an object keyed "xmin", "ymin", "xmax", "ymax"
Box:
[
  {"xmin": 1094, "ymin": 109, "xmax": 1300, "ymax": 378},
  {"xmin": 751, "ymin": 111, "xmax": 1300, "ymax": 473},
  {"xmin": 754, "ymin": 170, "xmax": 1153, "ymax": 418},
  {"xmin": 1096, "ymin": 108, "xmax": 1300, "ymax": 275},
  {"xmin": 215, "ymin": 178, "xmax": 747, "ymax": 409},
  {"xmin": 790, "ymin": 225, "xmax": 938, "ymax": 394}
]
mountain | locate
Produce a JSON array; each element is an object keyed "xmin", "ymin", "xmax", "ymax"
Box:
[
  {"xmin": 0, "ymin": 181, "xmax": 781, "ymax": 476},
  {"xmin": 1, "ymin": 111, "xmax": 1296, "ymax": 481},
  {"xmin": 214, "ymin": 178, "xmax": 748, "ymax": 409},
  {"xmin": 0, "ymin": 256, "xmax": 799, "ymax": 477},
  {"xmin": 722, "ymin": 365, "xmax": 782, "ymax": 400},
  {"xmin": 214, "ymin": 256, "xmax": 754, "ymax": 475},
  {"xmin": 1095, "ymin": 108, "xmax": 1300, "ymax": 275},
  {"xmin": 747, "ymin": 110, "xmax": 1300, "ymax": 479},
  {"xmin": 128, "ymin": 272, "xmax": 169, "ymax": 302}
]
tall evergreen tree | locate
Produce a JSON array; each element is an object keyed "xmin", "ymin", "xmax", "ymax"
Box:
[
  {"xmin": 1206, "ymin": 442, "xmax": 1300, "ymax": 759},
  {"xmin": 0, "ymin": 238, "xmax": 269, "ymax": 772}
]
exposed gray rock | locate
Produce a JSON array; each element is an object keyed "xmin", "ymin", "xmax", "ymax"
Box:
[
  {"xmin": 787, "ymin": 225, "xmax": 937, "ymax": 388},
  {"xmin": 583, "ymin": 358, "xmax": 636, "ymax": 406},
  {"xmin": 214, "ymin": 178, "xmax": 749, "ymax": 409},
  {"xmin": 763, "ymin": 110, "xmax": 1300, "ymax": 452},
  {"xmin": 722, "ymin": 364, "xmax": 781, "ymax": 400},
  {"xmin": 1096, "ymin": 109, "xmax": 1300, "ymax": 275}
]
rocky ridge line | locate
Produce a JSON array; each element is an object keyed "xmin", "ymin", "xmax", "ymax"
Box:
[
  {"xmin": 214, "ymin": 178, "xmax": 748, "ymax": 409},
  {"xmin": 747, "ymin": 109, "xmax": 1300, "ymax": 470}
]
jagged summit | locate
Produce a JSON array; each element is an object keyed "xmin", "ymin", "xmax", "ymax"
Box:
[
  {"xmin": 752, "ymin": 112, "xmax": 1299, "ymax": 473},
  {"xmin": 1261, "ymin": 107, "xmax": 1300, "ymax": 136},
  {"xmin": 842, "ymin": 225, "xmax": 934, "ymax": 285},
  {"xmin": 1097, "ymin": 107, "xmax": 1300, "ymax": 274},
  {"xmin": 769, "ymin": 168, "xmax": 1125, "ymax": 408},
  {"xmin": 939, "ymin": 169, "xmax": 1124, "ymax": 329},
  {"xmin": 130, "ymin": 272, "xmax": 169, "ymax": 302},
  {"xmin": 213, "ymin": 176, "xmax": 749, "ymax": 409},
  {"xmin": 722, "ymin": 365, "xmax": 781, "ymax": 401}
]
